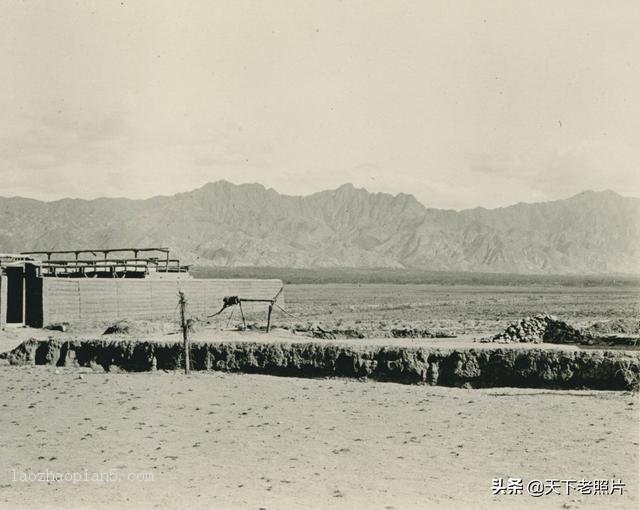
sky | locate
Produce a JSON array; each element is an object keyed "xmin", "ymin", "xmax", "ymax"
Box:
[{"xmin": 0, "ymin": 0, "xmax": 638, "ymax": 209}]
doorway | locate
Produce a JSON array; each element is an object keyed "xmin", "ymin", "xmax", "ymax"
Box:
[{"xmin": 5, "ymin": 266, "xmax": 24, "ymax": 325}]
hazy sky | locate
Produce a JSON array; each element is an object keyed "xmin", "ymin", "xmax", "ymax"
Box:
[{"xmin": 1, "ymin": 1, "xmax": 638, "ymax": 209}]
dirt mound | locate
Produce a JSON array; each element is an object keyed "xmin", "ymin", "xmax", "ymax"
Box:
[
  {"xmin": 390, "ymin": 327, "xmax": 455, "ymax": 339},
  {"xmin": 103, "ymin": 321, "xmax": 132, "ymax": 335},
  {"xmin": 102, "ymin": 320, "xmax": 176, "ymax": 336},
  {"xmin": 583, "ymin": 319, "xmax": 640, "ymax": 336},
  {"xmin": 491, "ymin": 314, "xmax": 583, "ymax": 344},
  {"xmin": 280, "ymin": 321, "xmax": 456, "ymax": 340}
]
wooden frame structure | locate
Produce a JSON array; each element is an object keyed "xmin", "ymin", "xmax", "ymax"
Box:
[
  {"xmin": 210, "ymin": 286, "xmax": 284, "ymax": 333},
  {"xmin": 20, "ymin": 248, "xmax": 189, "ymax": 278}
]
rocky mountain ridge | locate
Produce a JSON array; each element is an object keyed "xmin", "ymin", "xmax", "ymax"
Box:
[{"xmin": 0, "ymin": 181, "xmax": 637, "ymax": 274}]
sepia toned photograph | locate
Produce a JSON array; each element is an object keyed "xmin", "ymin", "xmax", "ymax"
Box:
[{"xmin": 0, "ymin": 1, "xmax": 638, "ymax": 509}]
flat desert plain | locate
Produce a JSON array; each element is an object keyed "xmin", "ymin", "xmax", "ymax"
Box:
[
  {"xmin": 0, "ymin": 367, "xmax": 638, "ymax": 510},
  {"xmin": 278, "ymin": 283, "xmax": 640, "ymax": 333}
]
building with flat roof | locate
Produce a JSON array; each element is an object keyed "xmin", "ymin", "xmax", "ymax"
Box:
[{"xmin": 0, "ymin": 248, "xmax": 283, "ymax": 328}]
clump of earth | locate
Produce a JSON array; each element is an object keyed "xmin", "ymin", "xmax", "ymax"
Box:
[
  {"xmin": 102, "ymin": 320, "xmax": 176, "ymax": 336},
  {"xmin": 490, "ymin": 314, "xmax": 583, "ymax": 344}
]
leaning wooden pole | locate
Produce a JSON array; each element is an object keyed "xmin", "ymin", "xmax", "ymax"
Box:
[{"xmin": 178, "ymin": 291, "xmax": 190, "ymax": 374}]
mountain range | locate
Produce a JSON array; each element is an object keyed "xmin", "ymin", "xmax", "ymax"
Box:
[{"xmin": 0, "ymin": 181, "xmax": 638, "ymax": 274}]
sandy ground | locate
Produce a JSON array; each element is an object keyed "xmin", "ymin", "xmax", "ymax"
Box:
[
  {"xmin": 0, "ymin": 324, "xmax": 615, "ymax": 356},
  {"xmin": 0, "ymin": 365, "xmax": 637, "ymax": 510}
]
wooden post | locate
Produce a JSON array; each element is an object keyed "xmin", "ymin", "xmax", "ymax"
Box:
[
  {"xmin": 266, "ymin": 303, "xmax": 273, "ymax": 333},
  {"xmin": 238, "ymin": 300, "xmax": 247, "ymax": 329},
  {"xmin": 178, "ymin": 291, "xmax": 191, "ymax": 374}
]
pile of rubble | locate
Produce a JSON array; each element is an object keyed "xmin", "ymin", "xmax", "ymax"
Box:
[{"xmin": 491, "ymin": 314, "xmax": 583, "ymax": 344}]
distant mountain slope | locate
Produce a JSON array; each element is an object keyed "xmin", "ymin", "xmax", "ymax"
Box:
[{"xmin": 0, "ymin": 181, "xmax": 638, "ymax": 274}]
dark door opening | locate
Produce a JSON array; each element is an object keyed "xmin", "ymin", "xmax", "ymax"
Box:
[{"xmin": 6, "ymin": 266, "xmax": 24, "ymax": 324}]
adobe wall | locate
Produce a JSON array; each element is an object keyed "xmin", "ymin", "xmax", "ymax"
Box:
[{"xmin": 39, "ymin": 278, "xmax": 283, "ymax": 327}]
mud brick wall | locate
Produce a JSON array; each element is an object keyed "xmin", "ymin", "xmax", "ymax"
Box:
[{"xmin": 39, "ymin": 278, "xmax": 283, "ymax": 326}]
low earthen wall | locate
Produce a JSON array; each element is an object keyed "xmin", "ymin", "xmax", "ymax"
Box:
[{"xmin": 4, "ymin": 338, "xmax": 639, "ymax": 390}]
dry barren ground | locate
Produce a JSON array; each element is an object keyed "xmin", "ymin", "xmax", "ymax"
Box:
[
  {"xmin": 277, "ymin": 283, "xmax": 640, "ymax": 337},
  {"xmin": 0, "ymin": 366, "xmax": 637, "ymax": 510}
]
